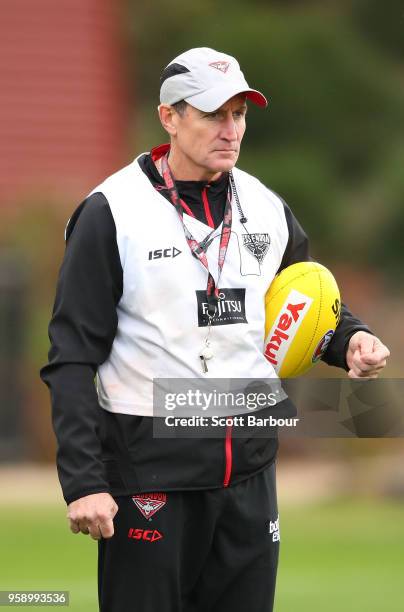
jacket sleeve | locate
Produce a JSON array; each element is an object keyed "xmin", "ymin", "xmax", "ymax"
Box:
[
  {"xmin": 40, "ymin": 192, "xmax": 123, "ymax": 504},
  {"xmin": 277, "ymin": 199, "xmax": 372, "ymax": 371}
]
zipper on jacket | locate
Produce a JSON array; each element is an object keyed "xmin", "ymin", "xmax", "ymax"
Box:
[
  {"xmin": 223, "ymin": 420, "xmax": 233, "ymax": 487},
  {"xmin": 202, "ymin": 186, "xmax": 215, "ymax": 228}
]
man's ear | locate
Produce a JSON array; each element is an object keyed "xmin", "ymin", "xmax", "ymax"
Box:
[{"xmin": 158, "ymin": 104, "xmax": 178, "ymax": 136}]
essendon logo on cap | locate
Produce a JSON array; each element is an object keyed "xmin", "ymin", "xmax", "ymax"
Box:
[
  {"xmin": 209, "ymin": 61, "xmax": 230, "ymax": 73},
  {"xmin": 132, "ymin": 492, "xmax": 167, "ymax": 519}
]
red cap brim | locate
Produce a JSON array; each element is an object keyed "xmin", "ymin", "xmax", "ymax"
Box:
[{"xmin": 245, "ymin": 90, "xmax": 268, "ymax": 108}]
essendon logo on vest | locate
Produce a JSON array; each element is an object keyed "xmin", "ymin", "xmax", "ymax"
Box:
[
  {"xmin": 128, "ymin": 528, "xmax": 164, "ymax": 542},
  {"xmin": 132, "ymin": 493, "xmax": 167, "ymax": 519},
  {"xmin": 242, "ymin": 233, "xmax": 270, "ymax": 264},
  {"xmin": 196, "ymin": 288, "xmax": 247, "ymax": 327},
  {"xmin": 264, "ymin": 290, "xmax": 313, "ymax": 368}
]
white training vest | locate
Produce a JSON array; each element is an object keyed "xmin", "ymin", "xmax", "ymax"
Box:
[{"xmin": 88, "ymin": 155, "xmax": 289, "ymax": 416}]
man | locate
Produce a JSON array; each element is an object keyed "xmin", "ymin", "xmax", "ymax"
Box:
[{"xmin": 40, "ymin": 47, "xmax": 389, "ymax": 611}]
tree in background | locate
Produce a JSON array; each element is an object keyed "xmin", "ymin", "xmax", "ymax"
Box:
[{"xmin": 127, "ymin": 0, "xmax": 404, "ymax": 283}]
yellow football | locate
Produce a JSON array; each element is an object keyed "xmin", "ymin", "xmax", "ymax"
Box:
[{"xmin": 264, "ymin": 261, "xmax": 341, "ymax": 377}]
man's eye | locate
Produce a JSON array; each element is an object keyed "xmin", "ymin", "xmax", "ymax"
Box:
[{"xmin": 206, "ymin": 112, "xmax": 219, "ymax": 119}]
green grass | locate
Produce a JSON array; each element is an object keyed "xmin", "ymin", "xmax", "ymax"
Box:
[
  {"xmin": 0, "ymin": 505, "xmax": 97, "ymax": 611},
  {"xmin": 276, "ymin": 499, "xmax": 404, "ymax": 612},
  {"xmin": 0, "ymin": 499, "xmax": 403, "ymax": 611}
]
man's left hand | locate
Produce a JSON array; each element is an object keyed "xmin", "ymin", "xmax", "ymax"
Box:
[{"xmin": 346, "ymin": 331, "xmax": 390, "ymax": 379}]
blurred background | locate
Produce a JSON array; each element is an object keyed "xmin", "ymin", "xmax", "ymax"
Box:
[{"xmin": 0, "ymin": 0, "xmax": 403, "ymax": 610}]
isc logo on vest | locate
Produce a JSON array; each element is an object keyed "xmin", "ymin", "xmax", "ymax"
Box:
[{"xmin": 148, "ymin": 247, "xmax": 182, "ymax": 260}]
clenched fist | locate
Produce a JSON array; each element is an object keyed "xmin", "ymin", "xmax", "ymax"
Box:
[
  {"xmin": 346, "ymin": 331, "xmax": 390, "ymax": 379},
  {"xmin": 67, "ymin": 492, "xmax": 118, "ymax": 540}
]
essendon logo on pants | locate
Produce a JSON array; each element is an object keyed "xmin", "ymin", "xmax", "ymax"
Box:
[
  {"xmin": 132, "ymin": 492, "xmax": 167, "ymax": 519},
  {"xmin": 128, "ymin": 528, "xmax": 164, "ymax": 542}
]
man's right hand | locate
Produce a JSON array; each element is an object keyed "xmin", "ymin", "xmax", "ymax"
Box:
[{"xmin": 67, "ymin": 492, "xmax": 118, "ymax": 540}]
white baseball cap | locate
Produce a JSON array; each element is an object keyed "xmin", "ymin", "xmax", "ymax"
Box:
[{"xmin": 160, "ymin": 47, "xmax": 268, "ymax": 112}]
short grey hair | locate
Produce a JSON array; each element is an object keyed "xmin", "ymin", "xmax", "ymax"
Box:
[{"xmin": 171, "ymin": 100, "xmax": 188, "ymax": 116}]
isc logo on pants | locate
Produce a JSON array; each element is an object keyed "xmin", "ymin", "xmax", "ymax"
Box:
[{"xmin": 128, "ymin": 528, "xmax": 164, "ymax": 542}]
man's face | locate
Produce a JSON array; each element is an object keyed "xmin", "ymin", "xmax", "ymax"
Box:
[{"xmin": 171, "ymin": 94, "xmax": 247, "ymax": 178}]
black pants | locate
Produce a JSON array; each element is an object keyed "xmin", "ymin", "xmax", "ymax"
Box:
[{"xmin": 98, "ymin": 463, "xmax": 279, "ymax": 612}]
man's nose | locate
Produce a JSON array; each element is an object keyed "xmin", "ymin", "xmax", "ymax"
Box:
[{"xmin": 220, "ymin": 114, "xmax": 238, "ymax": 141}]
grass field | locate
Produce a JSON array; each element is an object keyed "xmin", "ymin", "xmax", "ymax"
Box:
[{"xmin": 0, "ymin": 498, "xmax": 403, "ymax": 611}]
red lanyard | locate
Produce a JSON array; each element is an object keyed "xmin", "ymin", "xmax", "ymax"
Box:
[{"xmin": 160, "ymin": 153, "xmax": 232, "ymax": 317}]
